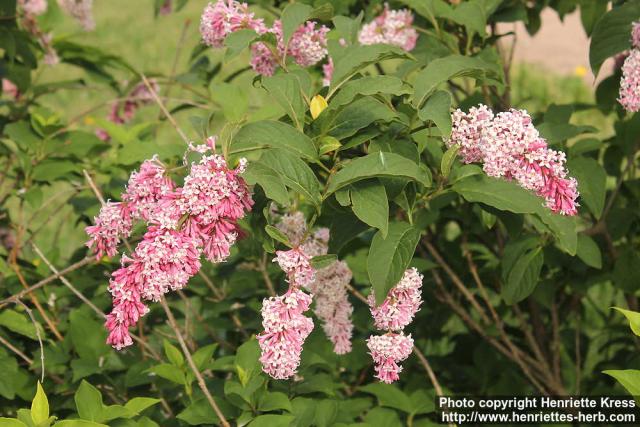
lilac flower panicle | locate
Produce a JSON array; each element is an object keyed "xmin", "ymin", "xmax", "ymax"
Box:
[
  {"xmin": 200, "ymin": 0, "xmax": 266, "ymax": 48},
  {"xmin": 58, "ymin": 0, "xmax": 95, "ymax": 31},
  {"xmin": 619, "ymin": 49, "xmax": 640, "ymax": 112},
  {"xmin": 358, "ymin": 3, "xmax": 418, "ymax": 51},
  {"xmin": 367, "ymin": 333, "xmax": 414, "ymax": 384},
  {"xmin": 19, "ymin": 0, "xmax": 47, "ymax": 15}
]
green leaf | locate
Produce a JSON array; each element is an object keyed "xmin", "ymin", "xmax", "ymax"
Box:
[
  {"xmin": 191, "ymin": 344, "xmax": 218, "ymax": 372},
  {"xmin": 329, "ymin": 44, "xmax": 411, "ymax": 92},
  {"xmin": 310, "ymin": 254, "xmax": 338, "ymax": 270},
  {"xmin": 262, "ymin": 74, "xmax": 306, "ymax": 129},
  {"xmin": 258, "ymin": 392, "xmax": 292, "ymax": 413},
  {"xmin": 265, "ymin": 225, "xmax": 292, "ymax": 247},
  {"xmin": 603, "ymin": 370, "xmax": 640, "ymax": 396},
  {"xmin": 367, "ymin": 222, "xmax": 421, "ymax": 305},
  {"xmin": 224, "ymin": 29, "xmax": 259, "ymax": 60},
  {"xmin": 329, "ymin": 76, "xmax": 409, "ymax": 109},
  {"xmin": 31, "ymin": 160, "xmax": 78, "ymax": 181},
  {"xmin": 413, "ymin": 55, "xmax": 498, "ymax": 109},
  {"xmin": 360, "ymin": 383, "xmax": 413, "ymax": 413},
  {"xmin": 313, "ymin": 400, "xmax": 338, "ymax": 427},
  {"xmin": 612, "ymin": 308, "xmax": 640, "ymax": 337},
  {"xmin": 248, "ymin": 415, "xmax": 295, "ymax": 427},
  {"xmin": 259, "ymin": 149, "xmax": 322, "ymax": 209},
  {"xmin": 576, "ymin": 234, "xmax": 602, "ymax": 269},
  {"xmin": 281, "ymin": 3, "xmax": 313, "ymax": 46},
  {"xmin": 177, "ymin": 399, "xmax": 221, "ymax": 426},
  {"xmin": 326, "ymin": 152, "xmax": 431, "ymax": 195},
  {"xmin": 567, "ymin": 157, "xmax": 606, "ymax": 219},
  {"xmin": 579, "ymin": 0, "xmax": 609, "ymax": 36},
  {"xmin": 453, "ymin": 175, "xmax": 577, "ymax": 255},
  {"xmin": 230, "ymin": 121, "xmax": 318, "ymax": 160},
  {"xmin": 0, "ymin": 419, "xmax": 28, "ymax": 427},
  {"xmin": 211, "ymin": 83, "xmax": 248, "ymax": 121},
  {"xmin": 318, "ymin": 136, "xmax": 342, "ymax": 155},
  {"xmin": 123, "ymin": 398, "xmax": 161, "ymax": 415},
  {"xmin": 613, "ymin": 247, "xmax": 640, "ymax": 292},
  {"xmin": 589, "ymin": 1, "xmax": 640, "ymax": 76},
  {"xmin": 163, "ymin": 340, "xmax": 184, "ymax": 367},
  {"xmin": 450, "ymin": 0, "xmax": 487, "ymax": 37},
  {"xmin": 53, "ymin": 422, "xmax": 109, "ymax": 427},
  {"xmin": 74, "ymin": 381, "xmax": 103, "ymax": 422},
  {"xmin": 31, "ymin": 382, "xmax": 49, "ymax": 426},
  {"xmin": 235, "ymin": 339, "xmax": 261, "ymax": 386},
  {"xmin": 149, "ymin": 363, "xmax": 186, "ymax": 385},
  {"xmin": 0, "ymin": 309, "xmax": 40, "ymax": 340},
  {"xmin": 349, "ymin": 180, "xmax": 389, "ymax": 237},
  {"xmin": 326, "ymin": 97, "xmax": 397, "ymax": 140},
  {"xmin": 440, "ymin": 144, "xmax": 459, "ymax": 177},
  {"xmin": 502, "ymin": 247, "xmax": 543, "ymax": 304},
  {"xmin": 418, "ymin": 90, "xmax": 452, "ymax": 137},
  {"xmin": 243, "ymin": 163, "xmax": 289, "ymax": 206}
]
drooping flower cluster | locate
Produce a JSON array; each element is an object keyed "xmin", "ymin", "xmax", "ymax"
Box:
[
  {"xmin": 19, "ymin": 0, "xmax": 48, "ymax": 16},
  {"xmin": 447, "ymin": 105, "xmax": 580, "ymax": 216},
  {"xmin": 86, "ymin": 144, "xmax": 254, "ymax": 350},
  {"xmin": 619, "ymin": 22, "xmax": 640, "ymax": 112},
  {"xmin": 96, "ymin": 80, "xmax": 159, "ymax": 141},
  {"xmin": 358, "ymin": 3, "xmax": 418, "ymax": 52},
  {"xmin": 275, "ymin": 212, "xmax": 355, "ymax": 355},
  {"xmin": 199, "ymin": 0, "xmax": 328, "ymax": 77},
  {"xmin": 367, "ymin": 268, "xmax": 422, "ymax": 383},
  {"xmin": 58, "ymin": 0, "xmax": 95, "ymax": 31}
]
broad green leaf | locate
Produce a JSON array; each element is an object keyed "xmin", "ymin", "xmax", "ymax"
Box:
[
  {"xmin": 258, "ymin": 392, "xmax": 292, "ymax": 412},
  {"xmin": 576, "ymin": 234, "xmax": 602, "ymax": 269},
  {"xmin": 211, "ymin": 83, "xmax": 248, "ymax": 121},
  {"xmin": 191, "ymin": 344, "xmax": 218, "ymax": 372},
  {"xmin": 360, "ymin": 383, "xmax": 413, "ymax": 413},
  {"xmin": 101, "ymin": 405, "xmax": 133, "ymax": 422},
  {"xmin": 74, "ymin": 381, "xmax": 103, "ymax": 422},
  {"xmin": 235, "ymin": 339, "xmax": 261, "ymax": 386},
  {"xmin": 243, "ymin": 163, "xmax": 289, "ymax": 206},
  {"xmin": 318, "ymin": 136, "xmax": 342, "ymax": 155},
  {"xmin": 440, "ymin": 144, "xmax": 459, "ymax": 177},
  {"xmin": 313, "ymin": 400, "xmax": 338, "ymax": 427},
  {"xmin": 310, "ymin": 254, "xmax": 338, "ymax": 270},
  {"xmin": 248, "ymin": 415, "xmax": 295, "ymax": 427},
  {"xmin": 502, "ymin": 247, "xmax": 543, "ymax": 304},
  {"xmin": 265, "ymin": 225, "xmax": 292, "ymax": 247},
  {"xmin": 149, "ymin": 363, "xmax": 186, "ymax": 385},
  {"xmin": 262, "ymin": 74, "xmax": 306, "ymax": 129},
  {"xmin": 603, "ymin": 370, "xmax": 640, "ymax": 396},
  {"xmin": 259, "ymin": 149, "xmax": 322, "ymax": 209},
  {"xmin": 349, "ymin": 180, "xmax": 389, "ymax": 237},
  {"xmin": 367, "ymin": 222, "xmax": 421, "ymax": 305},
  {"xmin": 328, "ymin": 211, "xmax": 370, "ymax": 253},
  {"xmin": 326, "ymin": 97, "xmax": 397, "ymax": 140},
  {"xmin": 589, "ymin": 1, "xmax": 640, "ymax": 76},
  {"xmin": 224, "ymin": 29, "xmax": 259, "ymax": 60},
  {"xmin": 326, "ymin": 151, "xmax": 431, "ymax": 195},
  {"xmin": 567, "ymin": 157, "xmax": 606, "ymax": 219},
  {"xmin": 281, "ymin": 3, "xmax": 313, "ymax": 45},
  {"xmin": 123, "ymin": 398, "xmax": 161, "ymax": 415},
  {"xmin": 163, "ymin": 340, "xmax": 184, "ymax": 367},
  {"xmin": 612, "ymin": 308, "xmax": 640, "ymax": 337},
  {"xmin": 329, "ymin": 76, "xmax": 409, "ymax": 109},
  {"xmin": 450, "ymin": 0, "xmax": 487, "ymax": 37},
  {"xmin": 31, "ymin": 160, "xmax": 78, "ymax": 182},
  {"xmin": 329, "ymin": 44, "xmax": 410, "ymax": 92},
  {"xmin": 613, "ymin": 247, "xmax": 640, "ymax": 292},
  {"xmin": 453, "ymin": 175, "xmax": 577, "ymax": 254},
  {"xmin": 31, "ymin": 382, "xmax": 49, "ymax": 426},
  {"xmin": 230, "ymin": 121, "xmax": 317, "ymax": 160},
  {"xmin": 0, "ymin": 309, "xmax": 40, "ymax": 340},
  {"xmin": 418, "ymin": 90, "xmax": 452, "ymax": 137},
  {"xmin": 580, "ymin": 0, "xmax": 609, "ymax": 36},
  {"xmin": 53, "ymin": 422, "xmax": 109, "ymax": 427},
  {"xmin": 332, "ymin": 14, "xmax": 363, "ymax": 45},
  {"xmin": 0, "ymin": 419, "xmax": 28, "ymax": 427},
  {"xmin": 413, "ymin": 55, "xmax": 497, "ymax": 108},
  {"xmin": 177, "ymin": 398, "xmax": 227, "ymax": 426}
]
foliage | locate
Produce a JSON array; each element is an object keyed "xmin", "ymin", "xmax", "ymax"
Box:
[{"xmin": 1, "ymin": 0, "xmax": 640, "ymax": 426}]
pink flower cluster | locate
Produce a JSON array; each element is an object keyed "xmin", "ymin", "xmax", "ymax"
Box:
[
  {"xmin": 619, "ymin": 22, "xmax": 640, "ymax": 112},
  {"xmin": 58, "ymin": 0, "xmax": 95, "ymax": 31},
  {"xmin": 86, "ymin": 146, "xmax": 253, "ymax": 349},
  {"xmin": 448, "ymin": 105, "xmax": 580, "ymax": 216},
  {"xmin": 19, "ymin": 0, "xmax": 47, "ymax": 16},
  {"xmin": 276, "ymin": 212, "xmax": 355, "ymax": 355},
  {"xmin": 2, "ymin": 79, "xmax": 20, "ymax": 99},
  {"xmin": 367, "ymin": 268, "xmax": 422, "ymax": 383},
  {"xmin": 257, "ymin": 288, "xmax": 314, "ymax": 379},
  {"xmin": 96, "ymin": 80, "xmax": 158, "ymax": 141},
  {"xmin": 358, "ymin": 3, "xmax": 418, "ymax": 52},
  {"xmin": 199, "ymin": 0, "xmax": 328, "ymax": 77}
]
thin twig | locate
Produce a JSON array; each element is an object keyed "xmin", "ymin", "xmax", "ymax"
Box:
[
  {"xmin": 15, "ymin": 300, "xmax": 45, "ymax": 382},
  {"xmin": 259, "ymin": 254, "xmax": 277, "ymax": 296},
  {"xmin": 0, "ymin": 333, "xmax": 32, "ymax": 365},
  {"xmin": 160, "ymin": 298, "xmax": 230, "ymax": 427},
  {"xmin": 141, "ymin": 74, "xmax": 191, "ymax": 145},
  {"xmin": 83, "ymin": 169, "xmax": 106, "ymax": 205}
]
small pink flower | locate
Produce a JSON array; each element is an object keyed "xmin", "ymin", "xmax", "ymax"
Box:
[
  {"xmin": 19, "ymin": 0, "xmax": 47, "ymax": 16},
  {"xmin": 58, "ymin": 0, "xmax": 95, "ymax": 31},
  {"xmin": 2, "ymin": 79, "xmax": 20, "ymax": 99},
  {"xmin": 200, "ymin": 0, "xmax": 266, "ymax": 48},
  {"xmin": 632, "ymin": 21, "xmax": 640, "ymax": 49},
  {"xmin": 447, "ymin": 104, "xmax": 494, "ymax": 163},
  {"xmin": 358, "ymin": 3, "xmax": 418, "ymax": 52},
  {"xmin": 122, "ymin": 157, "xmax": 174, "ymax": 221},
  {"xmin": 288, "ymin": 21, "xmax": 329, "ymax": 67},
  {"xmin": 368, "ymin": 268, "xmax": 423, "ymax": 332},
  {"xmin": 274, "ymin": 248, "xmax": 316, "ymax": 287},
  {"xmin": 86, "ymin": 202, "xmax": 133, "ymax": 259},
  {"xmin": 322, "ymin": 58, "xmax": 333, "ymax": 87},
  {"xmin": 619, "ymin": 49, "xmax": 640, "ymax": 112},
  {"xmin": 367, "ymin": 333, "xmax": 414, "ymax": 384}
]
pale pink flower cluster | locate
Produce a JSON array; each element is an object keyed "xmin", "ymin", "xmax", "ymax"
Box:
[
  {"xmin": 619, "ymin": 23, "xmax": 640, "ymax": 112},
  {"xmin": 358, "ymin": 3, "xmax": 418, "ymax": 52},
  {"xmin": 367, "ymin": 333, "xmax": 414, "ymax": 384},
  {"xmin": 367, "ymin": 268, "xmax": 422, "ymax": 383},
  {"xmin": 86, "ymin": 146, "xmax": 253, "ymax": 349},
  {"xmin": 322, "ymin": 58, "xmax": 333, "ymax": 87},
  {"xmin": 275, "ymin": 212, "xmax": 354, "ymax": 355},
  {"xmin": 200, "ymin": 0, "xmax": 266, "ymax": 47},
  {"xmin": 19, "ymin": 0, "xmax": 48, "ymax": 16},
  {"xmin": 448, "ymin": 105, "xmax": 580, "ymax": 216},
  {"xmin": 274, "ymin": 248, "xmax": 315, "ymax": 288},
  {"xmin": 2, "ymin": 79, "xmax": 20, "ymax": 99},
  {"xmin": 58, "ymin": 0, "xmax": 95, "ymax": 31},
  {"xmin": 96, "ymin": 80, "xmax": 159, "ymax": 141}
]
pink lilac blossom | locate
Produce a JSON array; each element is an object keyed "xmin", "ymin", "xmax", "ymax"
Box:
[
  {"xmin": 199, "ymin": 0, "xmax": 266, "ymax": 48},
  {"xmin": 358, "ymin": 3, "xmax": 418, "ymax": 52},
  {"xmin": 257, "ymin": 288, "xmax": 314, "ymax": 379},
  {"xmin": 619, "ymin": 48, "xmax": 640, "ymax": 113},
  {"xmin": 19, "ymin": 0, "xmax": 47, "ymax": 16},
  {"xmin": 274, "ymin": 248, "xmax": 316, "ymax": 287},
  {"xmin": 368, "ymin": 268, "xmax": 423, "ymax": 331},
  {"xmin": 288, "ymin": 21, "xmax": 329, "ymax": 67},
  {"xmin": 367, "ymin": 333, "xmax": 414, "ymax": 384},
  {"xmin": 449, "ymin": 105, "xmax": 580, "ymax": 216},
  {"xmin": 2, "ymin": 79, "xmax": 20, "ymax": 99},
  {"xmin": 632, "ymin": 21, "xmax": 640, "ymax": 49},
  {"xmin": 91, "ymin": 145, "xmax": 253, "ymax": 350},
  {"xmin": 322, "ymin": 58, "xmax": 333, "ymax": 87},
  {"xmin": 58, "ymin": 0, "xmax": 95, "ymax": 31}
]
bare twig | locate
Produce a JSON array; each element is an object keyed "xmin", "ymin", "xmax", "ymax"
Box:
[
  {"xmin": 15, "ymin": 299, "xmax": 44, "ymax": 382},
  {"xmin": 0, "ymin": 333, "xmax": 32, "ymax": 365},
  {"xmin": 83, "ymin": 169, "xmax": 106, "ymax": 205},
  {"xmin": 160, "ymin": 298, "xmax": 230, "ymax": 427},
  {"xmin": 141, "ymin": 74, "xmax": 190, "ymax": 145},
  {"xmin": 259, "ymin": 254, "xmax": 277, "ymax": 297}
]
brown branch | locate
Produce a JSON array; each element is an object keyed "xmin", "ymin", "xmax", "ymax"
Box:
[
  {"xmin": 160, "ymin": 298, "xmax": 230, "ymax": 427},
  {"xmin": 141, "ymin": 74, "xmax": 190, "ymax": 145},
  {"xmin": 0, "ymin": 333, "xmax": 32, "ymax": 365}
]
